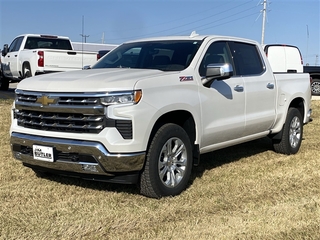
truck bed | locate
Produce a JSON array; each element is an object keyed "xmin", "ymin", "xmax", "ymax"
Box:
[{"xmin": 40, "ymin": 49, "xmax": 97, "ymax": 71}]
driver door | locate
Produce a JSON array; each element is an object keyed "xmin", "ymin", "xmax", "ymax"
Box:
[{"xmin": 197, "ymin": 41, "xmax": 245, "ymax": 149}]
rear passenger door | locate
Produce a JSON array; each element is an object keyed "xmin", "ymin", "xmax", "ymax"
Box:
[{"xmin": 229, "ymin": 41, "xmax": 276, "ymax": 136}]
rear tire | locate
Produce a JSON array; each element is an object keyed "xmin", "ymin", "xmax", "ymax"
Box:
[
  {"xmin": 273, "ymin": 108, "xmax": 303, "ymax": 155},
  {"xmin": 311, "ymin": 78, "xmax": 320, "ymax": 96},
  {"xmin": 139, "ymin": 123, "xmax": 193, "ymax": 198},
  {"xmin": 23, "ymin": 64, "xmax": 32, "ymax": 79}
]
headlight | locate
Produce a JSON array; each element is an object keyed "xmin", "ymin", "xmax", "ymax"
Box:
[{"xmin": 100, "ymin": 90, "xmax": 142, "ymax": 106}]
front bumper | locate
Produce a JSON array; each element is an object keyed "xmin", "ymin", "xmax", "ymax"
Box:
[{"xmin": 11, "ymin": 132, "xmax": 145, "ymax": 183}]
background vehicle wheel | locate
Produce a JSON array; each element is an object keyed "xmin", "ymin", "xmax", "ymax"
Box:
[
  {"xmin": 23, "ymin": 64, "xmax": 32, "ymax": 78},
  {"xmin": 0, "ymin": 75, "xmax": 10, "ymax": 90},
  {"xmin": 139, "ymin": 123, "xmax": 193, "ymax": 198},
  {"xmin": 310, "ymin": 78, "xmax": 320, "ymax": 96},
  {"xmin": 273, "ymin": 107, "xmax": 303, "ymax": 155}
]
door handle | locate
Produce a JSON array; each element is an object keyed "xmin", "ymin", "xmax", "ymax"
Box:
[
  {"xmin": 234, "ymin": 85, "xmax": 244, "ymax": 92},
  {"xmin": 267, "ymin": 83, "xmax": 274, "ymax": 89}
]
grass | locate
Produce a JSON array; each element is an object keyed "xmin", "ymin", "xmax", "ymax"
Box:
[{"xmin": 1, "ymin": 98, "xmax": 320, "ymax": 240}]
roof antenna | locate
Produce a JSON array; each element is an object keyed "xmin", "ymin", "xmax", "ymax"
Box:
[{"xmin": 190, "ymin": 31, "xmax": 199, "ymax": 38}]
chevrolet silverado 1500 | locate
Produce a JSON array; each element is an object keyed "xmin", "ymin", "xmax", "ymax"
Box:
[
  {"xmin": 10, "ymin": 33, "xmax": 312, "ymax": 198},
  {"xmin": 0, "ymin": 34, "xmax": 98, "ymax": 90}
]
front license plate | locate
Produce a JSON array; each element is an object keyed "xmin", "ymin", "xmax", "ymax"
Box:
[{"xmin": 33, "ymin": 145, "xmax": 54, "ymax": 162}]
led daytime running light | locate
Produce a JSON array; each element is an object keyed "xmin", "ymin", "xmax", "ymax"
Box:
[{"xmin": 100, "ymin": 90, "xmax": 142, "ymax": 106}]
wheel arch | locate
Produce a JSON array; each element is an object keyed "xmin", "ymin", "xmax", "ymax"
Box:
[
  {"xmin": 147, "ymin": 110, "xmax": 200, "ymax": 166},
  {"xmin": 309, "ymin": 73, "xmax": 320, "ymax": 80},
  {"xmin": 270, "ymin": 97, "xmax": 305, "ymax": 140},
  {"xmin": 289, "ymin": 97, "xmax": 305, "ymax": 122},
  {"xmin": 22, "ymin": 61, "xmax": 32, "ymax": 78}
]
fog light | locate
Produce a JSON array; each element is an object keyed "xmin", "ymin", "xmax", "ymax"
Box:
[
  {"xmin": 82, "ymin": 164, "xmax": 98, "ymax": 172},
  {"xmin": 14, "ymin": 152, "xmax": 22, "ymax": 160}
]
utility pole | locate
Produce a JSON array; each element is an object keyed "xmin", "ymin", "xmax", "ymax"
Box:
[
  {"xmin": 80, "ymin": 16, "xmax": 89, "ymax": 43},
  {"xmin": 261, "ymin": 0, "xmax": 267, "ymax": 45},
  {"xmin": 101, "ymin": 32, "xmax": 105, "ymax": 44},
  {"xmin": 80, "ymin": 15, "xmax": 89, "ymax": 68},
  {"xmin": 81, "ymin": 34, "xmax": 90, "ymax": 43},
  {"xmin": 306, "ymin": 25, "xmax": 309, "ymax": 65}
]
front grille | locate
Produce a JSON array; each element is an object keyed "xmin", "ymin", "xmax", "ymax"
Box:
[
  {"xmin": 57, "ymin": 96, "xmax": 99, "ymax": 105},
  {"xmin": 16, "ymin": 91, "xmax": 101, "ymax": 106},
  {"xmin": 14, "ymin": 90, "xmax": 133, "ymax": 138},
  {"xmin": 15, "ymin": 110, "xmax": 105, "ymax": 133}
]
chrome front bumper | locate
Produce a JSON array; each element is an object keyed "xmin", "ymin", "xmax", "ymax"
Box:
[{"xmin": 11, "ymin": 132, "xmax": 145, "ymax": 180}]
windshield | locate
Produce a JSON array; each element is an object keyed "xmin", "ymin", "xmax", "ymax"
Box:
[{"xmin": 92, "ymin": 40, "xmax": 203, "ymax": 71}]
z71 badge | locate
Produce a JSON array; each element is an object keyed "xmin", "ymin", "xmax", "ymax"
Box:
[{"xmin": 179, "ymin": 76, "xmax": 193, "ymax": 82}]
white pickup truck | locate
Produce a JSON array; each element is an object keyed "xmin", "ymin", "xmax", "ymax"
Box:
[
  {"xmin": 0, "ymin": 34, "xmax": 98, "ymax": 90},
  {"xmin": 10, "ymin": 34, "xmax": 312, "ymax": 198}
]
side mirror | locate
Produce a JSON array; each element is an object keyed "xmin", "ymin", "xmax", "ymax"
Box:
[
  {"xmin": 2, "ymin": 44, "xmax": 8, "ymax": 57},
  {"xmin": 202, "ymin": 63, "xmax": 234, "ymax": 87}
]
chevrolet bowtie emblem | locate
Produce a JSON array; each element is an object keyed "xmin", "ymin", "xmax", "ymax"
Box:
[{"xmin": 36, "ymin": 96, "xmax": 56, "ymax": 105}]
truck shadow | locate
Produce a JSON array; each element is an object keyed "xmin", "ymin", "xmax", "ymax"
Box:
[
  {"xmin": 0, "ymin": 84, "xmax": 16, "ymax": 100},
  {"xmin": 37, "ymin": 137, "xmax": 274, "ymax": 197},
  {"xmin": 191, "ymin": 137, "xmax": 273, "ymax": 179}
]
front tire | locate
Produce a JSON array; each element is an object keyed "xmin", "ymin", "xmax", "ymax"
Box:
[
  {"xmin": 139, "ymin": 123, "xmax": 193, "ymax": 198},
  {"xmin": 273, "ymin": 108, "xmax": 303, "ymax": 155},
  {"xmin": 0, "ymin": 75, "xmax": 9, "ymax": 90}
]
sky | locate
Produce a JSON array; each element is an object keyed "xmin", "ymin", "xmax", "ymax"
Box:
[{"xmin": 0, "ymin": 0, "xmax": 319, "ymax": 65}]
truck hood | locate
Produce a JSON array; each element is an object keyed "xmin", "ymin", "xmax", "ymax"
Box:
[{"xmin": 17, "ymin": 68, "xmax": 173, "ymax": 92}]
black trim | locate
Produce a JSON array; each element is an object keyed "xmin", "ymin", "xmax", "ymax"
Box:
[{"xmin": 23, "ymin": 163, "xmax": 140, "ymax": 184}]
